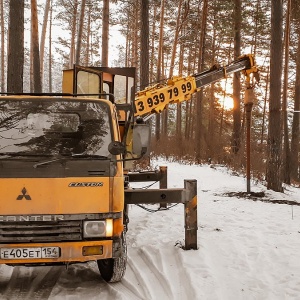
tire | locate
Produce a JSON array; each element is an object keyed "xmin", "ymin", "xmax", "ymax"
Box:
[{"xmin": 97, "ymin": 233, "xmax": 127, "ymax": 282}]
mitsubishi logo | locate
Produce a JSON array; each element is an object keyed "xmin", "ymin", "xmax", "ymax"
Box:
[{"xmin": 16, "ymin": 188, "xmax": 32, "ymax": 200}]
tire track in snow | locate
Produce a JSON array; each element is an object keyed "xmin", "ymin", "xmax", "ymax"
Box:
[
  {"xmin": 127, "ymin": 247, "xmax": 173, "ymax": 300},
  {"xmin": 0, "ymin": 262, "xmax": 146, "ymax": 300},
  {"xmin": 29, "ymin": 266, "xmax": 63, "ymax": 299},
  {"xmin": 103, "ymin": 280, "xmax": 144, "ymax": 300},
  {"xmin": 0, "ymin": 266, "xmax": 36, "ymax": 300},
  {"xmin": 0, "ymin": 246, "xmax": 195, "ymax": 300},
  {"xmin": 0, "ymin": 265, "xmax": 14, "ymax": 295},
  {"xmin": 0, "ymin": 266, "xmax": 63, "ymax": 300},
  {"xmin": 88, "ymin": 261, "xmax": 144, "ymax": 300},
  {"xmin": 125, "ymin": 254, "xmax": 151, "ymax": 299},
  {"xmin": 158, "ymin": 246, "xmax": 197, "ymax": 299},
  {"xmin": 134, "ymin": 245, "xmax": 197, "ymax": 300},
  {"xmin": 47, "ymin": 262, "xmax": 145, "ymax": 300}
]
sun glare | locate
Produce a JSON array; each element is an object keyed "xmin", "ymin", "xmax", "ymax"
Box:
[
  {"xmin": 220, "ymin": 96, "xmax": 234, "ymax": 110},
  {"xmin": 217, "ymin": 79, "xmax": 234, "ymax": 110}
]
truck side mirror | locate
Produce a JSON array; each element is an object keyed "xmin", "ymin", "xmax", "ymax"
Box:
[{"xmin": 132, "ymin": 124, "xmax": 150, "ymax": 157}]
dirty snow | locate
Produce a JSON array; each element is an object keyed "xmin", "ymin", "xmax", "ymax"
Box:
[{"xmin": 0, "ymin": 158, "xmax": 299, "ymax": 300}]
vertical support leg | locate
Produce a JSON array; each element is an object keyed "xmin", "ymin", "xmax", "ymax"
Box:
[
  {"xmin": 245, "ymin": 102, "xmax": 253, "ymax": 193},
  {"xmin": 159, "ymin": 166, "xmax": 167, "ymax": 209},
  {"xmin": 184, "ymin": 180, "xmax": 198, "ymax": 250}
]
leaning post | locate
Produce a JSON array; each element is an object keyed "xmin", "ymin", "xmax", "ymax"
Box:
[{"xmin": 184, "ymin": 179, "xmax": 198, "ymax": 250}]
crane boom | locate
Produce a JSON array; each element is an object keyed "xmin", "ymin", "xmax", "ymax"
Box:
[{"xmin": 134, "ymin": 54, "xmax": 259, "ymax": 118}]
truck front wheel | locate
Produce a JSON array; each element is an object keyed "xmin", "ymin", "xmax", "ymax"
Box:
[{"xmin": 97, "ymin": 233, "xmax": 127, "ymax": 282}]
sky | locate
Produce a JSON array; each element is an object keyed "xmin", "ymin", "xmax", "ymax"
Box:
[{"xmin": 0, "ymin": 158, "xmax": 299, "ymax": 299}]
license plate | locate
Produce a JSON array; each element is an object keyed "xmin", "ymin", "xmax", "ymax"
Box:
[{"xmin": 0, "ymin": 247, "xmax": 60, "ymax": 259}]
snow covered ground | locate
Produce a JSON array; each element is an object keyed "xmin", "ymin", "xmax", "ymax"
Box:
[{"xmin": 0, "ymin": 158, "xmax": 299, "ymax": 300}]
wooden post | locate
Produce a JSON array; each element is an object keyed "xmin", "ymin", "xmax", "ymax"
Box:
[
  {"xmin": 159, "ymin": 166, "xmax": 167, "ymax": 209},
  {"xmin": 184, "ymin": 179, "xmax": 198, "ymax": 250}
]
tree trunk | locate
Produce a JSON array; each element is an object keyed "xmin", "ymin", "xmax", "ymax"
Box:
[
  {"xmin": 168, "ymin": 0, "xmax": 183, "ymax": 78},
  {"xmin": 102, "ymin": 0, "xmax": 109, "ymax": 67},
  {"xmin": 252, "ymin": 0, "xmax": 260, "ymax": 56},
  {"xmin": 260, "ymin": 66, "xmax": 269, "ymax": 145},
  {"xmin": 40, "ymin": 0, "xmax": 51, "ymax": 84},
  {"xmin": 162, "ymin": 0, "xmax": 184, "ymax": 139},
  {"xmin": 140, "ymin": 0, "xmax": 149, "ymax": 90},
  {"xmin": 30, "ymin": 27, "xmax": 33, "ymax": 93},
  {"xmin": 219, "ymin": 77, "xmax": 228, "ymax": 138},
  {"xmin": 85, "ymin": 1, "xmax": 91, "ymax": 66},
  {"xmin": 75, "ymin": 0, "xmax": 86, "ymax": 65},
  {"xmin": 150, "ymin": 5, "xmax": 157, "ymax": 83},
  {"xmin": 7, "ymin": 0, "xmax": 24, "ymax": 93},
  {"xmin": 282, "ymin": 0, "xmax": 291, "ymax": 184},
  {"xmin": 48, "ymin": 2, "xmax": 52, "ymax": 93},
  {"xmin": 290, "ymin": 26, "xmax": 300, "ymax": 181},
  {"xmin": 185, "ymin": 47, "xmax": 192, "ymax": 140},
  {"xmin": 132, "ymin": 5, "xmax": 138, "ymax": 69},
  {"xmin": 69, "ymin": 0, "xmax": 78, "ymax": 68},
  {"xmin": 266, "ymin": 0, "xmax": 283, "ymax": 192},
  {"xmin": 208, "ymin": 14, "xmax": 217, "ymax": 159},
  {"xmin": 176, "ymin": 42, "xmax": 184, "ymax": 141},
  {"xmin": 155, "ymin": 0, "xmax": 165, "ymax": 141},
  {"xmin": 0, "ymin": 0, "xmax": 5, "ymax": 91},
  {"xmin": 31, "ymin": 0, "xmax": 42, "ymax": 93},
  {"xmin": 231, "ymin": 0, "xmax": 241, "ymax": 154},
  {"xmin": 195, "ymin": 0, "xmax": 208, "ymax": 163}
]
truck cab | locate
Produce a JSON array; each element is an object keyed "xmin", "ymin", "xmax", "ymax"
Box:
[{"xmin": 0, "ymin": 66, "xmax": 145, "ymax": 282}]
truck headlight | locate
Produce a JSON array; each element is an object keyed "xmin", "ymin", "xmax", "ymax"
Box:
[{"xmin": 83, "ymin": 220, "xmax": 113, "ymax": 238}]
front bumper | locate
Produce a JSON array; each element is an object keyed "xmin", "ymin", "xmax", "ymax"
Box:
[{"xmin": 0, "ymin": 240, "xmax": 117, "ymax": 265}]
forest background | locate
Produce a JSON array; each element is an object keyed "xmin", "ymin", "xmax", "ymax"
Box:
[{"xmin": 1, "ymin": 0, "xmax": 299, "ymax": 193}]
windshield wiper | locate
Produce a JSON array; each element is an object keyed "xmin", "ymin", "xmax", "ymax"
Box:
[
  {"xmin": 33, "ymin": 156, "xmax": 66, "ymax": 168},
  {"xmin": 71, "ymin": 153, "xmax": 109, "ymax": 159},
  {"xmin": 0, "ymin": 152, "xmax": 51, "ymax": 158},
  {"xmin": 33, "ymin": 153, "xmax": 109, "ymax": 168}
]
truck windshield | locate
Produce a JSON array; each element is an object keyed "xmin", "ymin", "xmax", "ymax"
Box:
[{"xmin": 0, "ymin": 99, "xmax": 113, "ymax": 157}]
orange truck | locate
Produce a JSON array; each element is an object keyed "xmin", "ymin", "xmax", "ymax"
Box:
[{"xmin": 0, "ymin": 55, "xmax": 258, "ymax": 282}]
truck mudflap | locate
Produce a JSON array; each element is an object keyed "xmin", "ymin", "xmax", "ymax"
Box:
[{"xmin": 0, "ymin": 240, "xmax": 117, "ymax": 265}]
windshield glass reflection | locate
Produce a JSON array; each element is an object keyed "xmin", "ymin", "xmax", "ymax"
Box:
[{"xmin": 0, "ymin": 99, "xmax": 113, "ymax": 157}]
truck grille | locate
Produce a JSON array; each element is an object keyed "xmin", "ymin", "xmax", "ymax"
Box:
[{"xmin": 0, "ymin": 221, "xmax": 82, "ymax": 243}]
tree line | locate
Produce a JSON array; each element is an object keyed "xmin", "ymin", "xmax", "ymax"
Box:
[{"xmin": 1, "ymin": 0, "xmax": 299, "ymax": 192}]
